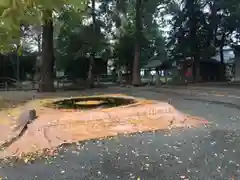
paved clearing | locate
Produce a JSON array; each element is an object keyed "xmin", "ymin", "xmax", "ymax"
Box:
[{"xmin": 0, "ymin": 87, "xmax": 240, "ymax": 179}]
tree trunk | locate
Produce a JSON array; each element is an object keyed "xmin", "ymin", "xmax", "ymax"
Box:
[
  {"xmin": 219, "ymin": 34, "xmax": 225, "ymax": 81},
  {"xmin": 186, "ymin": 0, "xmax": 200, "ymax": 82},
  {"xmin": 39, "ymin": 10, "xmax": 55, "ymax": 92},
  {"xmin": 37, "ymin": 34, "xmax": 41, "ymax": 53},
  {"xmin": 117, "ymin": 70, "xmax": 122, "ymax": 84},
  {"xmin": 87, "ymin": 57, "xmax": 94, "ymax": 88},
  {"xmin": 87, "ymin": 0, "xmax": 96, "ymax": 88},
  {"xmin": 234, "ymin": 49, "xmax": 240, "ymax": 81},
  {"xmin": 208, "ymin": 2, "xmax": 217, "ymax": 46},
  {"xmin": 192, "ymin": 58, "xmax": 200, "ymax": 82},
  {"xmin": 132, "ymin": 0, "xmax": 142, "ymax": 86},
  {"xmin": 127, "ymin": 64, "xmax": 132, "ymax": 84},
  {"xmin": 155, "ymin": 68, "xmax": 161, "ymax": 86},
  {"xmin": 219, "ymin": 45, "xmax": 225, "ymax": 81}
]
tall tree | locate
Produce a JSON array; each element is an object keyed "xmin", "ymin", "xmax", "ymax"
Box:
[
  {"xmin": 100, "ymin": 0, "xmax": 165, "ymax": 85},
  {"xmin": 39, "ymin": 10, "xmax": 54, "ymax": 92},
  {"xmin": 55, "ymin": 6, "xmax": 108, "ymax": 81},
  {"xmin": 132, "ymin": 0, "xmax": 142, "ymax": 86},
  {"xmin": 87, "ymin": 0, "xmax": 96, "ymax": 88},
  {"xmin": 184, "ymin": 0, "xmax": 202, "ymax": 81},
  {"xmin": 0, "ymin": 0, "xmax": 87, "ymax": 92}
]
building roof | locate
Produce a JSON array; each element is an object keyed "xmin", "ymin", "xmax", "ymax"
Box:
[
  {"xmin": 143, "ymin": 56, "xmax": 173, "ymax": 69},
  {"xmin": 212, "ymin": 48, "xmax": 235, "ymax": 63},
  {"xmin": 144, "ymin": 59, "xmax": 163, "ymax": 68}
]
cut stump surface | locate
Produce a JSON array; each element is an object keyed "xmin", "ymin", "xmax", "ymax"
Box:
[{"xmin": 0, "ymin": 94, "xmax": 208, "ymax": 158}]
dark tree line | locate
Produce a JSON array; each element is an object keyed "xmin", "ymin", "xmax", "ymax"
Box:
[{"xmin": 1, "ymin": 0, "xmax": 240, "ymax": 91}]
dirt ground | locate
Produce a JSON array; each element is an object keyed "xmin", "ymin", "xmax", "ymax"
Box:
[{"xmin": 0, "ymin": 90, "xmax": 208, "ymax": 159}]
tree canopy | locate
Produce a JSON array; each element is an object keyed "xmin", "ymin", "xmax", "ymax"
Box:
[{"xmin": 0, "ymin": 0, "xmax": 240, "ymax": 90}]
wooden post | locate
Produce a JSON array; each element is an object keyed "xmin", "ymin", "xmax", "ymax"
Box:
[
  {"xmin": 4, "ymin": 82, "xmax": 8, "ymax": 91},
  {"xmin": 155, "ymin": 68, "xmax": 161, "ymax": 86}
]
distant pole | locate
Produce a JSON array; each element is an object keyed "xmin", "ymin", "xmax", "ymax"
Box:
[
  {"xmin": 16, "ymin": 46, "xmax": 20, "ymax": 88},
  {"xmin": 17, "ymin": 52, "xmax": 19, "ymax": 82}
]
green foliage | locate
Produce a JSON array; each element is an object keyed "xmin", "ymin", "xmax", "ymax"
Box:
[
  {"xmin": 0, "ymin": 0, "xmax": 88, "ymax": 52},
  {"xmin": 0, "ymin": 53, "xmax": 36, "ymax": 80},
  {"xmin": 113, "ymin": 18, "xmax": 167, "ymax": 69},
  {"xmin": 166, "ymin": 0, "xmax": 240, "ymax": 61},
  {"xmin": 55, "ymin": 6, "xmax": 109, "ymax": 79},
  {"xmin": 109, "ymin": 0, "xmax": 167, "ymax": 69}
]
